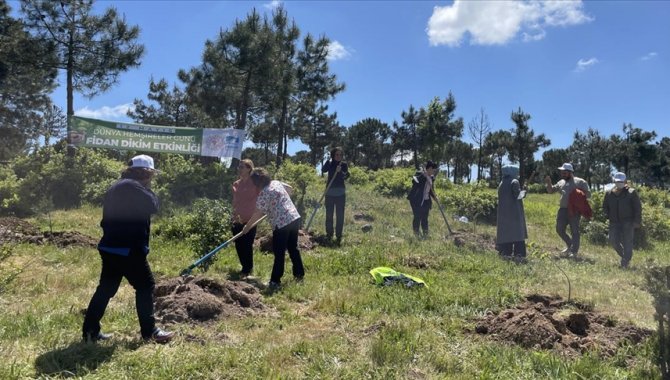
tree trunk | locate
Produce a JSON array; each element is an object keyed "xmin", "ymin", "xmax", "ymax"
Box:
[{"xmin": 238, "ymin": 71, "xmax": 252, "ymax": 130}]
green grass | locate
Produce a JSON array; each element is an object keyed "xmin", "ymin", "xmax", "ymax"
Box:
[{"xmin": 0, "ymin": 184, "xmax": 667, "ymax": 379}]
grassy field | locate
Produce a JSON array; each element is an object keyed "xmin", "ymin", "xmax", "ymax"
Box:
[{"xmin": 0, "ymin": 184, "xmax": 667, "ymax": 379}]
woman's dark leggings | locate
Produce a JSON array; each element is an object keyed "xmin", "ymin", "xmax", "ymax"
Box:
[
  {"xmin": 325, "ymin": 194, "xmax": 345, "ymax": 239},
  {"xmin": 270, "ymin": 218, "xmax": 305, "ymax": 284},
  {"xmin": 411, "ymin": 200, "xmax": 431, "ymax": 237}
]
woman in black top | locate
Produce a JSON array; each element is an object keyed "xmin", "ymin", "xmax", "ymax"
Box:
[{"xmin": 321, "ymin": 147, "xmax": 349, "ymax": 244}]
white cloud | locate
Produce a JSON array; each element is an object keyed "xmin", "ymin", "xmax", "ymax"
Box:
[
  {"xmin": 574, "ymin": 57, "xmax": 599, "ymax": 72},
  {"xmin": 327, "ymin": 40, "xmax": 352, "ymax": 61},
  {"xmin": 640, "ymin": 52, "xmax": 658, "ymax": 61},
  {"xmin": 75, "ymin": 103, "xmax": 134, "ymax": 120},
  {"xmin": 427, "ymin": 0, "xmax": 593, "ymax": 47},
  {"xmin": 264, "ymin": 0, "xmax": 282, "ymax": 10}
]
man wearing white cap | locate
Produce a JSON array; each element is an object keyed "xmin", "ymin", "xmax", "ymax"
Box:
[
  {"xmin": 603, "ymin": 172, "xmax": 642, "ymax": 268},
  {"xmin": 544, "ymin": 163, "xmax": 591, "ymax": 257},
  {"xmin": 82, "ymin": 154, "xmax": 174, "ymax": 343}
]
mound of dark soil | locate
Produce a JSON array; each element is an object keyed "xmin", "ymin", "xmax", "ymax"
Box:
[
  {"xmin": 154, "ymin": 276, "xmax": 266, "ymax": 323},
  {"xmin": 42, "ymin": 231, "xmax": 98, "ymax": 248},
  {"xmin": 473, "ymin": 294, "xmax": 652, "ymax": 357},
  {"xmin": 255, "ymin": 229, "xmax": 316, "ymax": 252},
  {"xmin": 450, "ymin": 229, "xmax": 497, "ymax": 252},
  {"xmin": 0, "ymin": 217, "xmax": 97, "ymax": 248},
  {"xmin": 0, "ymin": 217, "xmax": 40, "ymax": 245}
]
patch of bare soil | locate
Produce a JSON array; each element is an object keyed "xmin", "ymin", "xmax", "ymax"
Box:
[
  {"xmin": 401, "ymin": 255, "xmax": 434, "ymax": 269},
  {"xmin": 0, "ymin": 217, "xmax": 97, "ymax": 248},
  {"xmin": 255, "ymin": 229, "xmax": 316, "ymax": 252},
  {"xmin": 353, "ymin": 213, "xmax": 375, "ymax": 223},
  {"xmin": 472, "ymin": 294, "xmax": 652, "ymax": 357},
  {"xmin": 153, "ymin": 275, "xmax": 267, "ymax": 324},
  {"xmin": 450, "ymin": 229, "xmax": 497, "ymax": 252}
]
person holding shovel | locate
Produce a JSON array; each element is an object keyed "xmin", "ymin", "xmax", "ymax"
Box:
[
  {"xmin": 407, "ymin": 160, "xmax": 438, "ymax": 238},
  {"xmin": 231, "ymin": 159, "xmax": 260, "ymax": 278},
  {"xmin": 603, "ymin": 172, "xmax": 642, "ymax": 268},
  {"xmin": 496, "ymin": 165, "xmax": 528, "ymax": 259},
  {"xmin": 82, "ymin": 155, "xmax": 174, "ymax": 344},
  {"xmin": 242, "ymin": 168, "xmax": 305, "ymax": 289},
  {"xmin": 321, "ymin": 147, "xmax": 349, "ymax": 245}
]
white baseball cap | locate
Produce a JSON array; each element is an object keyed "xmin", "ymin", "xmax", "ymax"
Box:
[
  {"xmin": 129, "ymin": 154, "xmax": 158, "ymax": 171},
  {"xmin": 557, "ymin": 163, "xmax": 574, "ymax": 172},
  {"xmin": 613, "ymin": 172, "xmax": 626, "ymax": 183}
]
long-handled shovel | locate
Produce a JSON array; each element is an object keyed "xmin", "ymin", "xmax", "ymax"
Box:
[
  {"xmin": 304, "ymin": 163, "xmax": 342, "ymax": 232},
  {"xmin": 433, "ymin": 195, "xmax": 454, "ymax": 235},
  {"xmin": 180, "ymin": 215, "xmax": 267, "ymax": 276}
]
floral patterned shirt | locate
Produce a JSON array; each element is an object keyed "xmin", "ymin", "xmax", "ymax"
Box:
[{"xmin": 256, "ymin": 180, "xmax": 300, "ymax": 229}]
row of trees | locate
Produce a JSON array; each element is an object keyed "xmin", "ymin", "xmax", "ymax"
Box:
[{"xmin": 2, "ymin": 1, "xmax": 668, "ymax": 188}]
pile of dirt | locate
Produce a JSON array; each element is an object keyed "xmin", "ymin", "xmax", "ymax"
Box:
[
  {"xmin": 473, "ymin": 294, "xmax": 652, "ymax": 357},
  {"xmin": 450, "ymin": 229, "xmax": 497, "ymax": 252},
  {"xmin": 255, "ymin": 229, "xmax": 316, "ymax": 252},
  {"xmin": 0, "ymin": 217, "xmax": 97, "ymax": 248},
  {"xmin": 0, "ymin": 217, "xmax": 40, "ymax": 245},
  {"xmin": 154, "ymin": 276, "xmax": 267, "ymax": 323}
]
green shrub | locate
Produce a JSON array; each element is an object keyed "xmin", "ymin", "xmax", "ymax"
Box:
[
  {"xmin": 347, "ymin": 165, "xmax": 371, "ymax": 186},
  {"xmin": 0, "ymin": 245, "xmax": 21, "ymax": 294},
  {"xmin": 584, "ymin": 220, "xmax": 608, "ymax": 245},
  {"xmin": 642, "ymin": 206, "xmax": 670, "ymax": 242},
  {"xmin": 156, "ymin": 198, "xmax": 232, "ymax": 270},
  {"xmin": 443, "ymin": 183, "xmax": 497, "ymax": 225},
  {"xmin": 526, "ymin": 183, "xmax": 547, "ymax": 194},
  {"xmin": 153, "ymin": 155, "xmax": 233, "ymax": 209},
  {"xmin": 433, "ymin": 174, "xmax": 455, "ymax": 192},
  {"xmin": 0, "ymin": 166, "xmax": 21, "ymax": 215},
  {"xmin": 4, "ymin": 145, "xmax": 123, "ymax": 216},
  {"xmin": 372, "ymin": 168, "xmax": 415, "ymax": 198},
  {"xmin": 638, "ymin": 186, "xmax": 670, "ymax": 208},
  {"xmin": 275, "ymin": 160, "xmax": 319, "ymax": 216}
]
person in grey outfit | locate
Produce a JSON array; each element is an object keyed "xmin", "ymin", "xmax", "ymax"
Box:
[
  {"xmin": 496, "ymin": 165, "xmax": 528, "ymax": 258},
  {"xmin": 544, "ymin": 163, "xmax": 591, "ymax": 256},
  {"xmin": 603, "ymin": 172, "xmax": 642, "ymax": 268}
]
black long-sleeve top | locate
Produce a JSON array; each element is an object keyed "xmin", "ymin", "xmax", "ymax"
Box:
[
  {"xmin": 322, "ymin": 160, "xmax": 350, "ymax": 191},
  {"xmin": 98, "ymin": 178, "xmax": 159, "ymax": 255}
]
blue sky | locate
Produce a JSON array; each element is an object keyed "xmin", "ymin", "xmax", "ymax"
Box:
[{"xmin": 13, "ymin": 0, "xmax": 670, "ymax": 155}]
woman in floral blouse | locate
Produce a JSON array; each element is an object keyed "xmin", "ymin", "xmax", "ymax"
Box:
[{"xmin": 242, "ymin": 168, "xmax": 304, "ymax": 289}]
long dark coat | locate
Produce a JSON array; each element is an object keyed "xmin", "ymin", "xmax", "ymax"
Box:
[{"xmin": 496, "ymin": 176, "xmax": 528, "ymax": 244}]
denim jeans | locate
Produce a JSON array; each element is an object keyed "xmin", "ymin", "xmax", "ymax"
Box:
[
  {"xmin": 609, "ymin": 221, "xmax": 634, "ymax": 266},
  {"xmin": 270, "ymin": 218, "xmax": 305, "ymax": 284},
  {"xmin": 556, "ymin": 208, "xmax": 581, "ymax": 254},
  {"xmin": 83, "ymin": 250, "xmax": 156, "ymax": 339}
]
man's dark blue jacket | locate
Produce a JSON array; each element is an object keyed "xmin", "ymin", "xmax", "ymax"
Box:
[{"xmin": 98, "ymin": 178, "xmax": 159, "ymax": 256}]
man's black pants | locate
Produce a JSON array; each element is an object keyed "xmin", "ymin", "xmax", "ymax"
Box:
[{"xmin": 82, "ymin": 250, "xmax": 156, "ymax": 339}]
